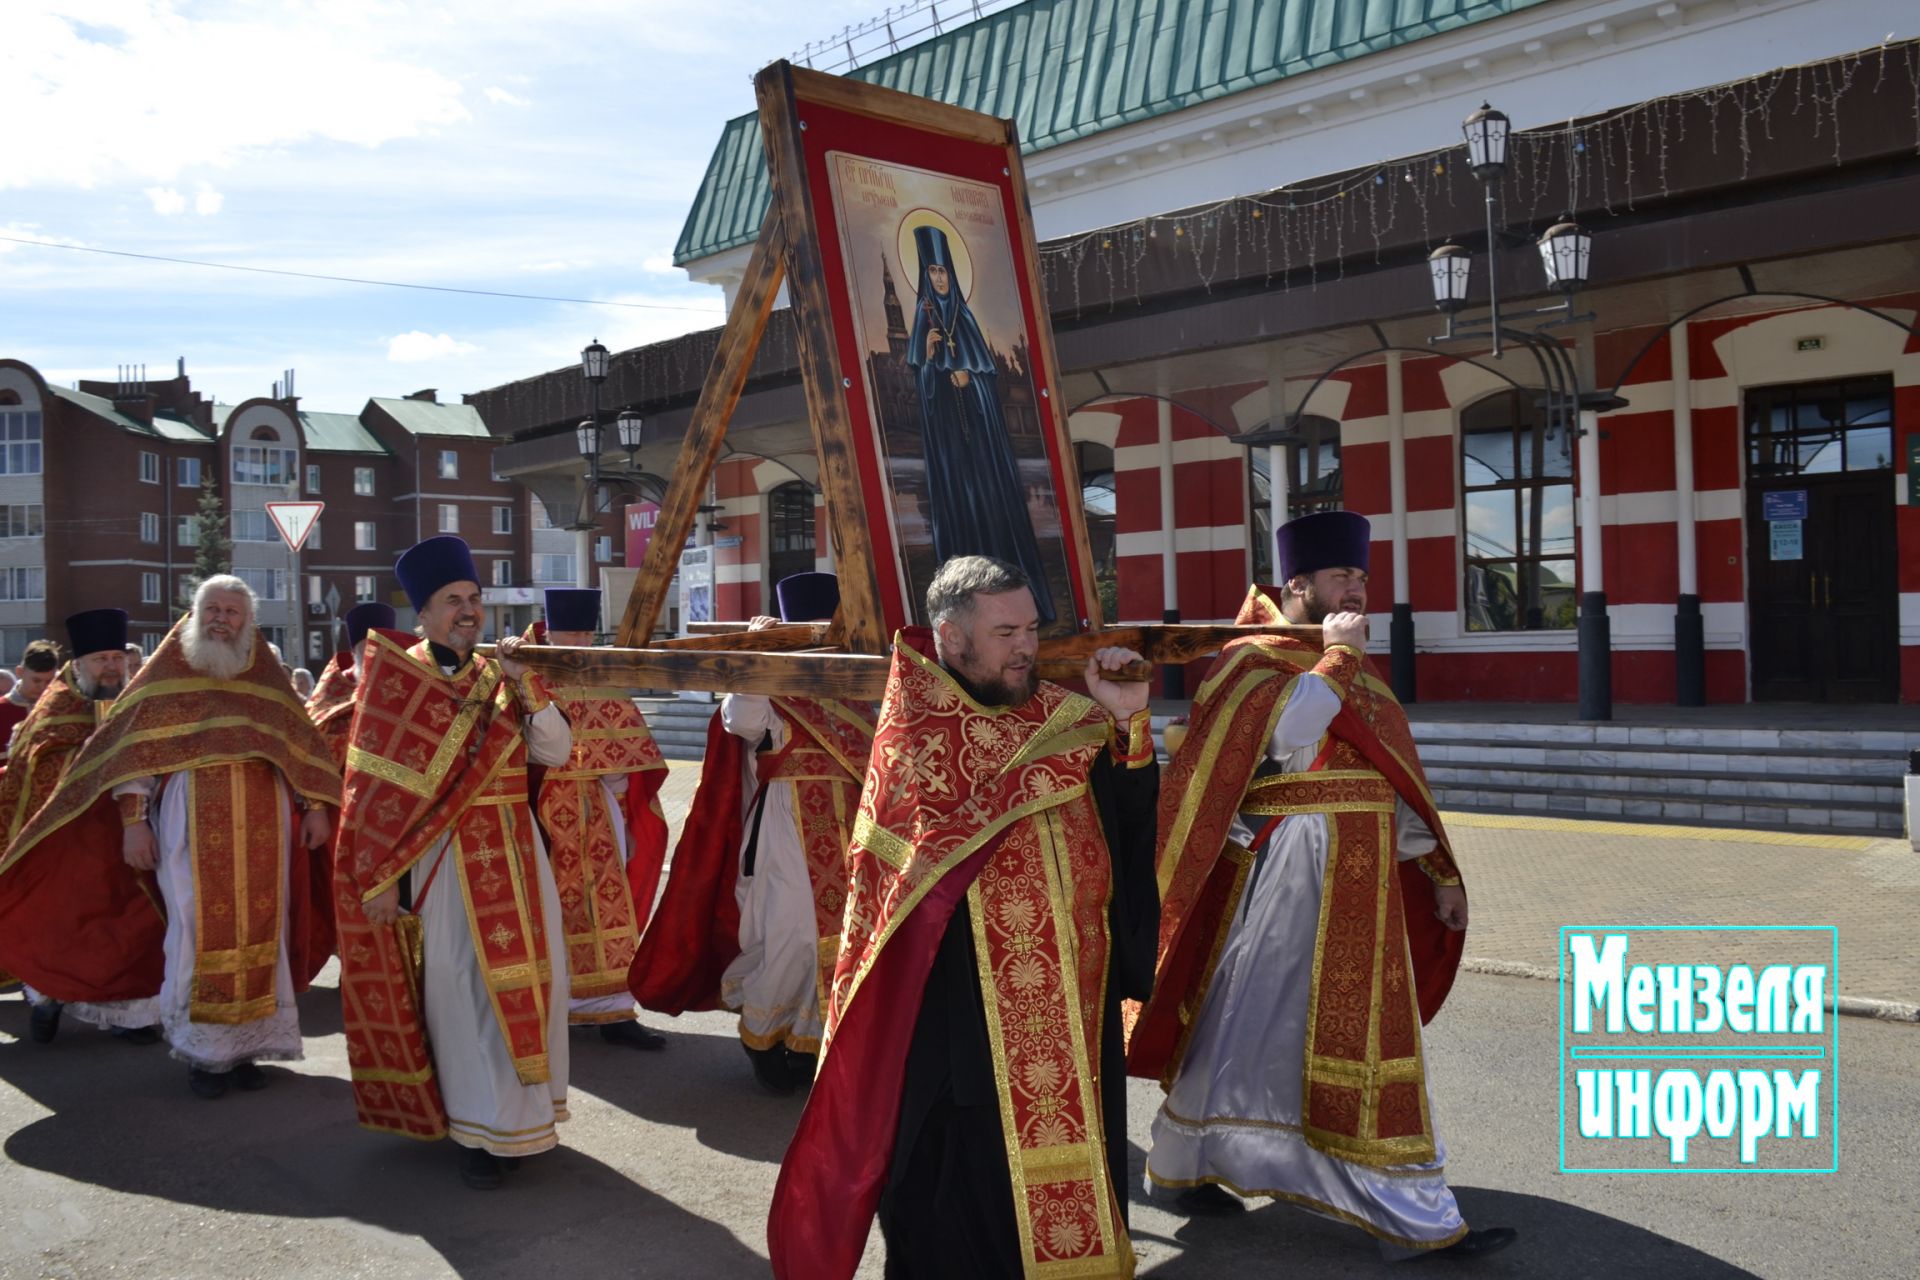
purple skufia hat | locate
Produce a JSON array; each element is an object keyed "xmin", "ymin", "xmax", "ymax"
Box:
[
  {"xmin": 344, "ymin": 602, "xmax": 396, "ymax": 648},
  {"xmin": 543, "ymin": 588, "xmax": 600, "ymax": 633},
  {"xmin": 394, "ymin": 535, "xmax": 479, "ymax": 611},
  {"xmin": 65, "ymin": 608, "xmax": 128, "ymax": 658},
  {"xmin": 1275, "ymin": 510, "xmax": 1372, "ymax": 580},
  {"xmin": 775, "ymin": 573, "xmax": 839, "ymax": 623}
]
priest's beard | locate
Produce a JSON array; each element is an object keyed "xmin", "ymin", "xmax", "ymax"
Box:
[
  {"xmin": 182, "ymin": 617, "xmax": 255, "ymax": 681},
  {"xmin": 945, "ymin": 636, "xmax": 1037, "ymax": 709},
  {"xmin": 72, "ymin": 669, "xmax": 123, "ymax": 700},
  {"xmin": 1291, "ymin": 582, "xmax": 1365, "ymax": 626}
]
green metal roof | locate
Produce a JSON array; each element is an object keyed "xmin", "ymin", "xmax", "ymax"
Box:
[
  {"xmin": 50, "ymin": 385, "xmax": 212, "ymax": 440},
  {"xmin": 299, "ymin": 409, "xmax": 390, "ymax": 455},
  {"xmin": 675, "ymin": 0, "xmax": 1549, "ymax": 264},
  {"xmin": 367, "ymin": 396, "xmax": 492, "ymax": 438}
]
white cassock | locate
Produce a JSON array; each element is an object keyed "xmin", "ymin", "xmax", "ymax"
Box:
[
  {"xmin": 568, "ymin": 773, "xmax": 640, "ymax": 1023},
  {"xmin": 67, "ymin": 769, "xmax": 303, "ymax": 1070},
  {"xmin": 1146, "ymin": 672, "xmax": 1467, "ymax": 1256},
  {"xmin": 716, "ymin": 693, "xmax": 824, "ymax": 1052},
  {"xmin": 416, "ymin": 680, "xmax": 575, "ymax": 1157}
]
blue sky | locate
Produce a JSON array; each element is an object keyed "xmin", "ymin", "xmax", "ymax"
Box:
[{"xmin": 1, "ymin": 0, "xmax": 887, "ymax": 413}]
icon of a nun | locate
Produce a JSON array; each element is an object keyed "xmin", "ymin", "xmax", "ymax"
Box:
[{"xmin": 903, "ymin": 222, "xmax": 1055, "ymax": 623}]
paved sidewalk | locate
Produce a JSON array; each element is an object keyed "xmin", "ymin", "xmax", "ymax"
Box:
[{"xmin": 653, "ymin": 759, "xmax": 1920, "ymax": 1008}]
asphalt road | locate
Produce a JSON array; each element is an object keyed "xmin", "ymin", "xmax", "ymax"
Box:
[{"xmin": 1, "ymin": 969, "xmax": 1912, "ymax": 1279}]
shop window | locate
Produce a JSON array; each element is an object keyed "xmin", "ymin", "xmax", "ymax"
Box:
[{"xmin": 767, "ymin": 481, "xmax": 817, "ymax": 586}]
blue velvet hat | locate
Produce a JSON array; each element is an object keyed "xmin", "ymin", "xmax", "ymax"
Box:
[
  {"xmin": 343, "ymin": 601, "xmax": 396, "ymax": 648},
  {"xmin": 65, "ymin": 608, "xmax": 128, "ymax": 658},
  {"xmin": 544, "ymin": 588, "xmax": 600, "ymax": 633},
  {"xmin": 395, "ymin": 535, "xmax": 480, "ymax": 611},
  {"xmin": 914, "ymin": 225, "xmax": 953, "ymax": 272},
  {"xmin": 775, "ymin": 573, "xmax": 839, "ymax": 623},
  {"xmin": 1275, "ymin": 511, "xmax": 1372, "ymax": 581}
]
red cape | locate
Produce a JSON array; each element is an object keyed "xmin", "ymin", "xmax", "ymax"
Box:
[{"xmin": 626, "ymin": 711, "xmax": 746, "ymax": 1013}]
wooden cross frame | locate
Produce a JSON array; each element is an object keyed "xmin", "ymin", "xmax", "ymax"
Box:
[{"xmin": 508, "ymin": 62, "xmax": 1316, "ymax": 700}]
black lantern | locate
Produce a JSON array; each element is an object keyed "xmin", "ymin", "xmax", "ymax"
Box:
[
  {"xmin": 616, "ymin": 408, "xmax": 645, "ymax": 453},
  {"xmin": 1428, "ymin": 244, "xmax": 1472, "ymax": 312},
  {"xmin": 574, "ymin": 417, "xmax": 602, "ymax": 462},
  {"xmin": 1462, "ymin": 103, "xmax": 1510, "ymax": 180},
  {"xmin": 1538, "ymin": 219, "xmax": 1591, "ymax": 295},
  {"xmin": 580, "ymin": 339, "xmax": 610, "ymax": 383}
]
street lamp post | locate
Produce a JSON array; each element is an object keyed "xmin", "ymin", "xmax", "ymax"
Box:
[
  {"xmin": 576, "ymin": 339, "xmax": 610, "ymax": 590},
  {"xmin": 1426, "ymin": 105, "xmax": 1620, "ymax": 720}
]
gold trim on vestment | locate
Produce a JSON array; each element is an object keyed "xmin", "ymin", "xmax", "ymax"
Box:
[{"xmin": 823, "ymin": 781, "xmax": 1090, "ymax": 1071}]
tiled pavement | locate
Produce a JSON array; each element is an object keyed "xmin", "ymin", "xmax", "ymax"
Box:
[{"xmin": 651, "ymin": 758, "xmax": 1920, "ymax": 1010}]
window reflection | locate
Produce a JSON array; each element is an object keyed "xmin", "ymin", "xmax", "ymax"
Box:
[{"xmin": 1460, "ymin": 389, "xmax": 1576, "ymax": 632}]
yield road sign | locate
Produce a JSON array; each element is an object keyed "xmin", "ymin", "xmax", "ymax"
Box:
[{"xmin": 265, "ymin": 501, "xmax": 325, "ymax": 552}]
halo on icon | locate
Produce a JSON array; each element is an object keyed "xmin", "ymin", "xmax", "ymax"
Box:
[{"xmin": 897, "ymin": 208, "xmax": 975, "ymax": 301}]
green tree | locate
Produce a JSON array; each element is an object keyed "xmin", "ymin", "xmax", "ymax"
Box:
[{"xmin": 177, "ymin": 477, "xmax": 233, "ymax": 616}]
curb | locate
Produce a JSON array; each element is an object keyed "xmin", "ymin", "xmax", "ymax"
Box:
[{"xmin": 1458, "ymin": 956, "xmax": 1920, "ymax": 1024}]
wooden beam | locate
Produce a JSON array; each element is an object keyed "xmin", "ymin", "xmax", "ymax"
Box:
[
  {"xmin": 613, "ymin": 212, "xmax": 787, "ymax": 647},
  {"xmin": 510, "ymin": 645, "xmax": 891, "ymax": 700},
  {"xmin": 757, "ymin": 62, "xmax": 891, "ymax": 655},
  {"xmin": 1039, "ymin": 623, "xmax": 1321, "ymax": 666},
  {"xmin": 650, "ymin": 623, "xmax": 831, "ymax": 652},
  {"xmin": 785, "ymin": 63, "xmax": 1008, "ymax": 147}
]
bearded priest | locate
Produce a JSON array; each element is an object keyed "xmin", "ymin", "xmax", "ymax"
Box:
[
  {"xmin": 335, "ymin": 536, "xmax": 574, "ymax": 1191},
  {"xmin": 307, "ymin": 602, "xmax": 396, "ymax": 769},
  {"xmin": 768, "ymin": 555, "xmax": 1161, "ymax": 1280},
  {"xmin": 528, "ymin": 587, "xmax": 671, "ymax": 1050},
  {"xmin": 2, "ymin": 580, "xmax": 340, "ymax": 1096},
  {"xmin": 1130, "ymin": 511, "xmax": 1514, "ymax": 1260},
  {"xmin": 0, "ymin": 609, "xmax": 141, "ymax": 1044}
]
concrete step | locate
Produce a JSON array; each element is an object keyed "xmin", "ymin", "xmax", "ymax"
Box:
[
  {"xmin": 1414, "ymin": 739, "xmax": 1908, "ymax": 778},
  {"xmin": 1429, "ymin": 781, "xmax": 1903, "ymax": 834},
  {"xmin": 1409, "ymin": 719, "xmax": 1920, "ymax": 754},
  {"xmin": 1423, "ymin": 763, "xmax": 1898, "ymax": 805}
]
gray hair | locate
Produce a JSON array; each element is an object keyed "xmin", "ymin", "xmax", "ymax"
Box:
[
  {"xmin": 925, "ymin": 556, "xmax": 1030, "ymax": 630},
  {"xmin": 193, "ymin": 574, "xmax": 257, "ymax": 618}
]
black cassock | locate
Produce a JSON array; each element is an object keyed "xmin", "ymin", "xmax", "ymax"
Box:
[
  {"xmin": 876, "ymin": 743, "xmax": 1160, "ymax": 1277},
  {"xmin": 906, "ymin": 267, "xmax": 1057, "ymax": 625}
]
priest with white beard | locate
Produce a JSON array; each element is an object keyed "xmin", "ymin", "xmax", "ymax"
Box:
[{"xmin": 2, "ymin": 577, "xmax": 341, "ymax": 1097}]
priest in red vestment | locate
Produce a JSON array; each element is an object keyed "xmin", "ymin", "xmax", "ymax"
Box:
[
  {"xmin": 335, "ymin": 536, "xmax": 574, "ymax": 1191},
  {"xmin": 767, "ymin": 556, "xmax": 1161, "ymax": 1280},
  {"xmin": 1131, "ymin": 511, "xmax": 1513, "ymax": 1260},
  {"xmin": 630, "ymin": 572, "xmax": 873, "ymax": 1095},
  {"xmin": 528, "ymin": 587, "xmax": 670, "ymax": 1049},
  {"xmin": 1, "ymin": 580, "xmax": 339, "ymax": 1098},
  {"xmin": 0, "ymin": 640, "xmax": 60, "ymax": 756},
  {"xmin": 0, "ymin": 609, "xmax": 137, "ymax": 1043}
]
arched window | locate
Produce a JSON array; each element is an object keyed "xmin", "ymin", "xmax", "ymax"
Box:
[
  {"xmin": 1249, "ymin": 415, "xmax": 1342, "ymax": 583},
  {"xmin": 767, "ymin": 481, "xmax": 818, "ymax": 587},
  {"xmin": 1460, "ymin": 390, "xmax": 1575, "ymax": 631},
  {"xmin": 1075, "ymin": 441, "xmax": 1117, "ymax": 620}
]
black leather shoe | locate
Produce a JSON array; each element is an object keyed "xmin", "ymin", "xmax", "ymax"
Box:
[
  {"xmin": 460, "ymin": 1147, "xmax": 504, "ymax": 1190},
  {"xmin": 598, "ymin": 1020, "xmax": 667, "ymax": 1051},
  {"xmin": 1439, "ymin": 1227, "xmax": 1518, "ymax": 1258},
  {"xmin": 111, "ymin": 1025, "xmax": 160, "ymax": 1045},
  {"xmin": 499, "ymin": 1156, "xmax": 523, "ymax": 1174},
  {"xmin": 745, "ymin": 1043, "xmax": 799, "ymax": 1096},
  {"xmin": 781, "ymin": 1047, "xmax": 817, "ymax": 1087},
  {"xmin": 27, "ymin": 1001, "xmax": 61, "ymax": 1044},
  {"xmin": 231, "ymin": 1061, "xmax": 269, "ymax": 1091},
  {"xmin": 187, "ymin": 1067, "xmax": 231, "ymax": 1099},
  {"xmin": 1175, "ymin": 1183, "xmax": 1246, "ymax": 1216}
]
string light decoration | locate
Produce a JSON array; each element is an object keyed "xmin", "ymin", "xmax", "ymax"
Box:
[
  {"xmin": 470, "ymin": 41, "xmax": 1920, "ymax": 436},
  {"xmin": 1035, "ymin": 39, "xmax": 1920, "ymax": 317}
]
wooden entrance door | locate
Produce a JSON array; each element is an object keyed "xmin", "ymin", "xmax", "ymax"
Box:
[{"xmin": 1746, "ymin": 475, "xmax": 1898, "ymax": 702}]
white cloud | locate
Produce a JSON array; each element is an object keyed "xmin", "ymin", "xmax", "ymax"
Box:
[
  {"xmin": 484, "ymin": 86, "xmax": 530, "ymax": 107},
  {"xmin": 194, "ymin": 185, "xmax": 224, "ymax": 215},
  {"xmin": 642, "ymin": 254, "xmax": 679, "ymax": 274},
  {"xmin": 387, "ymin": 331, "xmax": 478, "ymax": 363},
  {"xmin": 145, "ymin": 186, "xmax": 186, "ymax": 215},
  {"xmin": 3, "ymin": 3, "xmax": 471, "ymax": 191}
]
